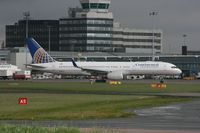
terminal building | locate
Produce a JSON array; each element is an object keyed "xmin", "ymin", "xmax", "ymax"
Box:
[
  {"xmin": 59, "ymin": 0, "xmax": 162, "ymax": 53},
  {"xmin": 113, "ymin": 23, "xmax": 162, "ymax": 53},
  {"xmin": 6, "ymin": 20, "xmax": 59, "ymax": 51}
]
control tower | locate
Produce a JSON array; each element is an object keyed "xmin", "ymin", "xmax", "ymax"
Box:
[{"xmin": 60, "ymin": 0, "xmax": 113, "ymax": 52}]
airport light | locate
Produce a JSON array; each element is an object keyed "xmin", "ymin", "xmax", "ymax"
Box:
[
  {"xmin": 23, "ymin": 11, "xmax": 30, "ymax": 69},
  {"xmin": 149, "ymin": 11, "xmax": 158, "ymax": 61}
]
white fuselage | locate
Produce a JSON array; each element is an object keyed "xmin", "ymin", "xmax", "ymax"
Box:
[{"xmin": 29, "ymin": 61, "xmax": 182, "ymax": 76}]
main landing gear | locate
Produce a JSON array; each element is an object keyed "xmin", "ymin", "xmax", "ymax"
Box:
[
  {"xmin": 159, "ymin": 76, "xmax": 165, "ymax": 84},
  {"xmin": 89, "ymin": 76, "xmax": 107, "ymax": 84}
]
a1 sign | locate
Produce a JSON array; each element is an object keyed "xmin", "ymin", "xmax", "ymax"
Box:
[{"xmin": 18, "ymin": 98, "xmax": 28, "ymax": 105}]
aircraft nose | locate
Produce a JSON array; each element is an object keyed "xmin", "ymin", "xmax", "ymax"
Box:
[{"xmin": 177, "ymin": 68, "xmax": 182, "ymax": 74}]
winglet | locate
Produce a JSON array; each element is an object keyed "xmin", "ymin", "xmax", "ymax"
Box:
[{"xmin": 71, "ymin": 58, "xmax": 79, "ymax": 68}]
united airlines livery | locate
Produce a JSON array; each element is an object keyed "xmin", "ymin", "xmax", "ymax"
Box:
[{"xmin": 26, "ymin": 37, "xmax": 182, "ymax": 80}]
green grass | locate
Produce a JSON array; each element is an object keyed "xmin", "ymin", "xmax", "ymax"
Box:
[
  {"xmin": 0, "ymin": 125, "xmax": 120, "ymax": 133},
  {"xmin": 0, "ymin": 125, "xmax": 81, "ymax": 133},
  {"xmin": 0, "ymin": 81, "xmax": 200, "ymax": 93},
  {"xmin": 0, "ymin": 81, "xmax": 198, "ymax": 120},
  {"xmin": 0, "ymin": 93, "xmax": 191, "ymax": 120}
]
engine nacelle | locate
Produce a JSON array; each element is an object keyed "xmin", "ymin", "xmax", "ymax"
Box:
[{"xmin": 107, "ymin": 72, "xmax": 123, "ymax": 80}]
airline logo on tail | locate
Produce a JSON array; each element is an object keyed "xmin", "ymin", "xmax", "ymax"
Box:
[{"xmin": 26, "ymin": 38, "xmax": 55, "ymax": 64}]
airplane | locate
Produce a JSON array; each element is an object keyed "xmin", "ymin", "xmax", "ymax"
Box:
[{"xmin": 26, "ymin": 37, "xmax": 182, "ymax": 81}]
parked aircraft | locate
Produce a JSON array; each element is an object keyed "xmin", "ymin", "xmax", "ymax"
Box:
[{"xmin": 26, "ymin": 38, "xmax": 182, "ymax": 80}]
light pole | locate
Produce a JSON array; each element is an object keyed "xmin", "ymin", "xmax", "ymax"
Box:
[
  {"xmin": 183, "ymin": 34, "xmax": 187, "ymax": 46},
  {"xmin": 47, "ymin": 26, "xmax": 51, "ymax": 54},
  {"xmin": 149, "ymin": 11, "xmax": 158, "ymax": 61},
  {"xmin": 182, "ymin": 34, "xmax": 188, "ymax": 55},
  {"xmin": 23, "ymin": 11, "xmax": 30, "ymax": 69}
]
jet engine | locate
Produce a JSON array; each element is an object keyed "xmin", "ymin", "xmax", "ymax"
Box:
[{"xmin": 107, "ymin": 71, "xmax": 123, "ymax": 80}]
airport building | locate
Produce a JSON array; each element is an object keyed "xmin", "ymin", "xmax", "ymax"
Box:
[
  {"xmin": 5, "ymin": 0, "xmax": 162, "ymax": 54},
  {"xmin": 113, "ymin": 22, "xmax": 162, "ymax": 53},
  {"xmin": 6, "ymin": 20, "xmax": 59, "ymax": 51},
  {"xmin": 59, "ymin": 0, "xmax": 114, "ymax": 52},
  {"xmin": 59, "ymin": 0, "xmax": 162, "ymax": 53},
  {"xmin": 0, "ymin": 40, "xmax": 4, "ymax": 49},
  {"xmin": 0, "ymin": 49, "xmax": 10, "ymax": 62}
]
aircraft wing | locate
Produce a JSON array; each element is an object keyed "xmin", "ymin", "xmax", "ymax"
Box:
[
  {"xmin": 71, "ymin": 59, "xmax": 108, "ymax": 74},
  {"xmin": 79, "ymin": 68, "xmax": 107, "ymax": 74}
]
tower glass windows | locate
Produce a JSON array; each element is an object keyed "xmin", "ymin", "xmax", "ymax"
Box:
[
  {"xmin": 6, "ymin": 20, "xmax": 59, "ymax": 51},
  {"xmin": 90, "ymin": 3, "xmax": 98, "ymax": 9},
  {"xmin": 81, "ymin": 3, "xmax": 110, "ymax": 9},
  {"xmin": 81, "ymin": 3, "xmax": 89, "ymax": 9}
]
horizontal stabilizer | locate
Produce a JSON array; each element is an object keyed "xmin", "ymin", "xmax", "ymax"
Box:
[{"xmin": 26, "ymin": 64, "xmax": 46, "ymax": 69}]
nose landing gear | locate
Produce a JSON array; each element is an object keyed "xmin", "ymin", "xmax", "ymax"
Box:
[{"xmin": 159, "ymin": 76, "xmax": 165, "ymax": 84}]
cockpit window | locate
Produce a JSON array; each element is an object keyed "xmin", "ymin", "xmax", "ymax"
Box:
[{"xmin": 171, "ymin": 66, "xmax": 178, "ymax": 69}]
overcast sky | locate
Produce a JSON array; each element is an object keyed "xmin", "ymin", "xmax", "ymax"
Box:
[{"xmin": 0, "ymin": 0, "xmax": 200, "ymax": 54}]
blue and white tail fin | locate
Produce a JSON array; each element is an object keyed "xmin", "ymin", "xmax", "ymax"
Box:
[{"xmin": 26, "ymin": 38, "xmax": 56, "ymax": 64}]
